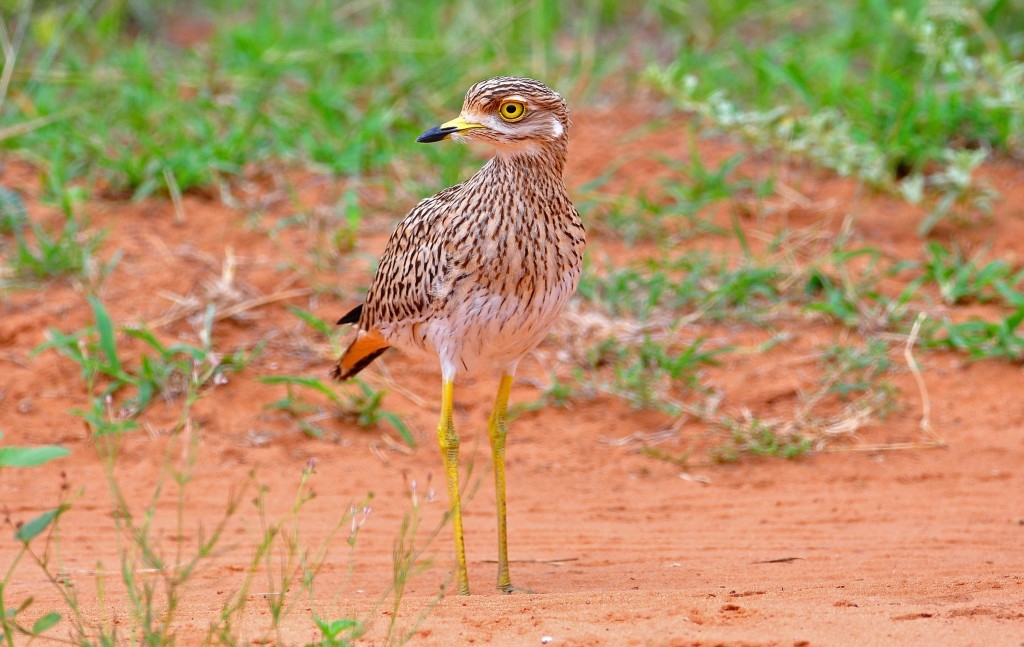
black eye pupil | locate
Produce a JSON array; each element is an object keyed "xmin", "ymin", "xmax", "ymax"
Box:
[{"xmin": 506, "ymin": 106, "xmax": 514, "ymax": 113}]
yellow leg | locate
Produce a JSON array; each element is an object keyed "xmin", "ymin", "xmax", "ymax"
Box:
[
  {"xmin": 488, "ymin": 373, "xmax": 515, "ymax": 593},
  {"xmin": 437, "ymin": 379, "xmax": 470, "ymax": 595}
]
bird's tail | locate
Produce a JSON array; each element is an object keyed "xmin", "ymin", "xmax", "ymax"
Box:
[{"xmin": 331, "ymin": 329, "xmax": 390, "ymax": 381}]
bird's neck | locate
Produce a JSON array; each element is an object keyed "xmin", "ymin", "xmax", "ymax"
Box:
[{"xmin": 488, "ymin": 139, "xmax": 568, "ymax": 179}]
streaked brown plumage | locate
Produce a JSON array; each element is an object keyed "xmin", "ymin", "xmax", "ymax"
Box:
[{"xmin": 332, "ymin": 76, "xmax": 585, "ymax": 594}]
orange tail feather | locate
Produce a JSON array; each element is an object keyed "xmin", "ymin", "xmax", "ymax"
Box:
[{"xmin": 331, "ymin": 329, "xmax": 390, "ymax": 380}]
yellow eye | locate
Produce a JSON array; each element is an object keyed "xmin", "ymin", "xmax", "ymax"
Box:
[{"xmin": 498, "ymin": 100, "xmax": 526, "ymax": 122}]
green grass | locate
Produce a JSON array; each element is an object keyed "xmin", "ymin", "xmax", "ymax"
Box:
[
  {"xmin": 712, "ymin": 414, "xmax": 813, "ymax": 463},
  {"xmin": 0, "ymin": 0, "xmax": 632, "ymax": 199},
  {"xmin": 261, "ymin": 374, "xmax": 415, "ymax": 445},
  {"xmin": 578, "ymin": 251, "xmax": 785, "ymax": 322},
  {"xmin": 2, "ymin": 0, "xmax": 1018, "ymax": 237},
  {"xmin": 34, "ymin": 296, "xmax": 256, "ymax": 427},
  {"xmin": 0, "ymin": 185, "xmax": 106, "ymax": 288},
  {"xmin": 582, "ymin": 334, "xmax": 726, "ymax": 411},
  {"xmin": 580, "ymin": 242, "xmax": 911, "ymax": 332},
  {"xmin": 575, "ymin": 227, "xmax": 1021, "ymax": 457},
  {"xmin": 926, "ymin": 306, "xmax": 1024, "ymax": 361},
  {"xmin": 648, "ymin": 0, "xmax": 1022, "ymax": 231},
  {"xmin": 819, "ymin": 340, "xmax": 896, "ymax": 401},
  {"xmin": 918, "ymin": 242, "xmax": 1024, "ymax": 306},
  {"xmin": 577, "ymin": 146, "xmax": 773, "ymax": 244},
  {"xmin": 912, "ymin": 243, "xmax": 1024, "ymax": 360}
]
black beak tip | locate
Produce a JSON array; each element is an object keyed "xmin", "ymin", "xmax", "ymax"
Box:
[{"xmin": 416, "ymin": 125, "xmax": 456, "ymax": 144}]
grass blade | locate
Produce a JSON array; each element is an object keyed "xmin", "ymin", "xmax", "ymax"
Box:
[
  {"xmin": 0, "ymin": 445, "xmax": 69, "ymax": 468},
  {"xmin": 88, "ymin": 296, "xmax": 122, "ymax": 375}
]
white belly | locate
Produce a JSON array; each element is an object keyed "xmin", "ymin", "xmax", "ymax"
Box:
[{"xmin": 384, "ymin": 269, "xmax": 578, "ymax": 379}]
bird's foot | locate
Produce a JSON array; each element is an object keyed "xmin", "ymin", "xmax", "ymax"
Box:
[{"xmin": 499, "ymin": 583, "xmax": 537, "ymax": 595}]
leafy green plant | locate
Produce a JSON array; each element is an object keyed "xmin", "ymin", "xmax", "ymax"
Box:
[
  {"xmin": 35, "ymin": 297, "xmax": 255, "ymax": 424},
  {"xmin": 803, "ymin": 245, "xmax": 917, "ymax": 333},
  {"xmin": 819, "ymin": 340, "xmax": 895, "ymax": 400},
  {"xmin": 261, "ymin": 375, "xmax": 414, "ymax": 446},
  {"xmin": 913, "ymin": 246, "xmax": 1024, "ymax": 360},
  {"xmin": 1, "ymin": 504, "xmax": 71, "ymax": 646},
  {"xmin": 712, "ymin": 415, "xmax": 812, "ymax": 463},
  {"xmin": 0, "ymin": 185, "xmax": 103, "ymax": 285},
  {"xmin": 584, "ymin": 335, "xmax": 726, "ymax": 412},
  {"xmin": 309, "ymin": 617, "xmax": 360, "ymax": 647},
  {"xmin": 918, "ymin": 242, "xmax": 1024, "ymax": 306},
  {"xmin": 0, "ymin": 431, "xmax": 70, "ymax": 646},
  {"xmin": 925, "ymin": 306, "xmax": 1024, "ymax": 361},
  {"xmin": 288, "ymin": 305, "xmax": 337, "ymax": 338},
  {"xmin": 0, "ymin": 358, "xmax": 383, "ymax": 645},
  {"xmin": 4, "ymin": 316, "xmax": 433, "ymax": 645}
]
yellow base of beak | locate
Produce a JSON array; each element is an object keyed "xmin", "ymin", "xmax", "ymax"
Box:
[{"xmin": 417, "ymin": 115, "xmax": 485, "ymax": 143}]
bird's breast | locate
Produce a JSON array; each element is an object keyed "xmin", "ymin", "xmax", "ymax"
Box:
[{"xmin": 421, "ymin": 264, "xmax": 581, "ymax": 375}]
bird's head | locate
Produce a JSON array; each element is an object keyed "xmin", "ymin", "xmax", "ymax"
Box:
[{"xmin": 416, "ymin": 76, "xmax": 568, "ymax": 156}]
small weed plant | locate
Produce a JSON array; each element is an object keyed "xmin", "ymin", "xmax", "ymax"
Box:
[
  {"xmin": 0, "ymin": 432, "xmax": 71, "ymax": 645},
  {"xmin": 262, "ymin": 374, "xmax": 414, "ymax": 446},
  {"xmin": 35, "ymin": 297, "xmax": 255, "ymax": 425},
  {"xmin": 712, "ymin": 414, "xmax": 813, "ymax": 463},
  {"xmin": 4, "ymin": 291, "xmax": 445, "ymax": 644}
]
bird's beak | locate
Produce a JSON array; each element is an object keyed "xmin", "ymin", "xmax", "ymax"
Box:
[{"xmin": 416, "ymin": 114, "xmax": 485, "ymax": 143}]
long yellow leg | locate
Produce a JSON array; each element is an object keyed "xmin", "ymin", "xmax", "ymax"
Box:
[
  {"xmin": 437, "ymin": 379, "xmax": 470, "ymax": 595},
  {"xmin": 488, "ymin": 373, "xmax": 515, "ymax": 593}
]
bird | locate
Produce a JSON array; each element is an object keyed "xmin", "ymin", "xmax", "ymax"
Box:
[{"xmin": 331, "ymin": 76, "xmax": 585, "ymax": 595}]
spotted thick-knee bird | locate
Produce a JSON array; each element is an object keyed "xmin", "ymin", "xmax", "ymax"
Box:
[{"xmin": 332, "ymin": 76, "xmax": 585, "ymax": 595}]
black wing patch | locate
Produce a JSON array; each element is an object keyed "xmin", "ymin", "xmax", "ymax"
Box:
[{"xmin": 336, "ymin": 304, "xmax": 363, "ymax": 325}]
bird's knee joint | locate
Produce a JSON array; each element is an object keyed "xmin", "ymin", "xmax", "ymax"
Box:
[
  {"xmin": 489, "ymin": 414, "xmax": 508, "ymax": 433},
  {"xmin": 438, "ymin": 427, "xmax": 460, "ymax": 451}
]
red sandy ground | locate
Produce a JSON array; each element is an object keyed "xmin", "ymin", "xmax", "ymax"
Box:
[{"xmin": 1, "ymin": 108, "xmax": 1023, "ymax": 646}]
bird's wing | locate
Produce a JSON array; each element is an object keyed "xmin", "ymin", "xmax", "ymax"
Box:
[{"xmin": 359, "ymin": 184, "xmax": 463, "ymax": 332}]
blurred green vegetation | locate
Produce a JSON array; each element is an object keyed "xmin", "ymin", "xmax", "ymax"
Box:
[
  {"xmin": 648, "ymin": 0, "xmax": 1023, "ymax": 230},
  {"xmin": 0, "ymin": 0, "xmax": 636, "ymax": 197},
  {"xmin": 654, "ymin": 0, "xmax": 1024, "ymax": 172},
  {"xmin": 0, "ymin": 0, "xmax": 1020, "ymax": 201}
]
